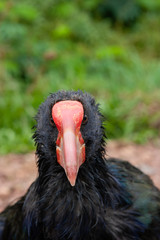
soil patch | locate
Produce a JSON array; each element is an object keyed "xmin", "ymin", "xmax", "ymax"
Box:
[{"xmin": 0, "ymin": 141, "xmax": 160, "ymax": 212}]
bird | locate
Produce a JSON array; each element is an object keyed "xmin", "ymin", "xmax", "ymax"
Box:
[{"xmin": 0, "ymin": 90, "xmax": 160, "ymax": 240}]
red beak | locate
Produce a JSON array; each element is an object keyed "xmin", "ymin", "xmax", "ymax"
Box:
[{"xmin": 52, "ymin": 101, "xmax": 85, "ymax": 186}]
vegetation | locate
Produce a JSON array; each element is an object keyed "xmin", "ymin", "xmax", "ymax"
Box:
[{"xmin": 0, "ymin": 0, "xmax": 160, "ymax": 154}]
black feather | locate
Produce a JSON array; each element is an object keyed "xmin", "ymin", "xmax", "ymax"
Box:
[{"xmin": 0, "ymin": 90, "xmax": 160, "ymax": 240}]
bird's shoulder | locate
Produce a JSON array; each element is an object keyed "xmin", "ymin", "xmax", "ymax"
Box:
[
  {"xmin": 107, "ymin": 158, "xmax": 160, "ymax": 228},
  {"xmin": 0, "ymin": 196, "xmax": 25, "ymax": 240},
  {"xmin": 0, "ymin": 217, "xmax": 5, "ymax": 240}
]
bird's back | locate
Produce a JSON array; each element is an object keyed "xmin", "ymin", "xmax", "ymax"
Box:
[
  {"xmin": 0, "ymin": 158, "xmax": 160, "ymax": 240},
  {"xmin": 108, "ymin": 158, "xmax": 160, "ymax": 239}
]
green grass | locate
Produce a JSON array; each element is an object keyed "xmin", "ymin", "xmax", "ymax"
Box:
[
  {"xmin": 1, "ymin": 49, "xmax": 160, "ymax": 154},
  {"xmin": 0, "ymin": 0, "xmax": 160, "ymax": 154}
]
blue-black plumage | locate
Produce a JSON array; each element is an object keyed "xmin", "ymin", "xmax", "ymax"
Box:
[{"xmin": 0, "ymin": 90, "xmax": 160, "ymax": 240}]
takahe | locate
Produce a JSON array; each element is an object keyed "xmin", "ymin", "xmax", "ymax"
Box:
[{"xmin": 0, "ymin": 90, "xmax": 160, "ymax": 240}]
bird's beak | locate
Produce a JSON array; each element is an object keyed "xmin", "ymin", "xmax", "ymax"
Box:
[
  {"xmin": 56, "ymin": 118, "xmax": 85, "ymax": 186},
  {"xmin": 52, "ymin": 101, "xmax": 85, "ymax": 186}
]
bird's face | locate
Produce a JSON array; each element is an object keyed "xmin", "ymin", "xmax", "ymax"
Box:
[
  {"xmin": 52, "ymin": 100, "xmax": 85, "ymax": 186},
  {"xmin": 34, "ymin": 91, "xmax": 105, "ymax": 187}
]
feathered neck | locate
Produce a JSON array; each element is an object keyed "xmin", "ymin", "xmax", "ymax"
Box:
[{"xmin": 23, "ymin": 152, "xmax": 145, "ymax": 240}]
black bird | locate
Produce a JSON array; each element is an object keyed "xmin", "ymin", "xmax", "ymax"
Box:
[{"xmin": 0, "ymin": 90, "xmax": 160, "ymax": 240}]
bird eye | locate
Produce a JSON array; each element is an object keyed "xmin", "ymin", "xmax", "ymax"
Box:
[
  {"xmin": 82, "ymin": 114, "xmax": 88, "ymax": 125},
  {"xmin": 50, "ymin": 117, "xmax": 55, "ymax": 127}
]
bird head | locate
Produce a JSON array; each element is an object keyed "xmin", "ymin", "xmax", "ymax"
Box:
[{"xmin": 33, "ymin": 90, "xmax": 105, "ymax": 186}]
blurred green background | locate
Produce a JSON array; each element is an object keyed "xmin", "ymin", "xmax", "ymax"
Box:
[{"xmin": 0, "ymin": 0, "xmax": 160, "ymax": 154}]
